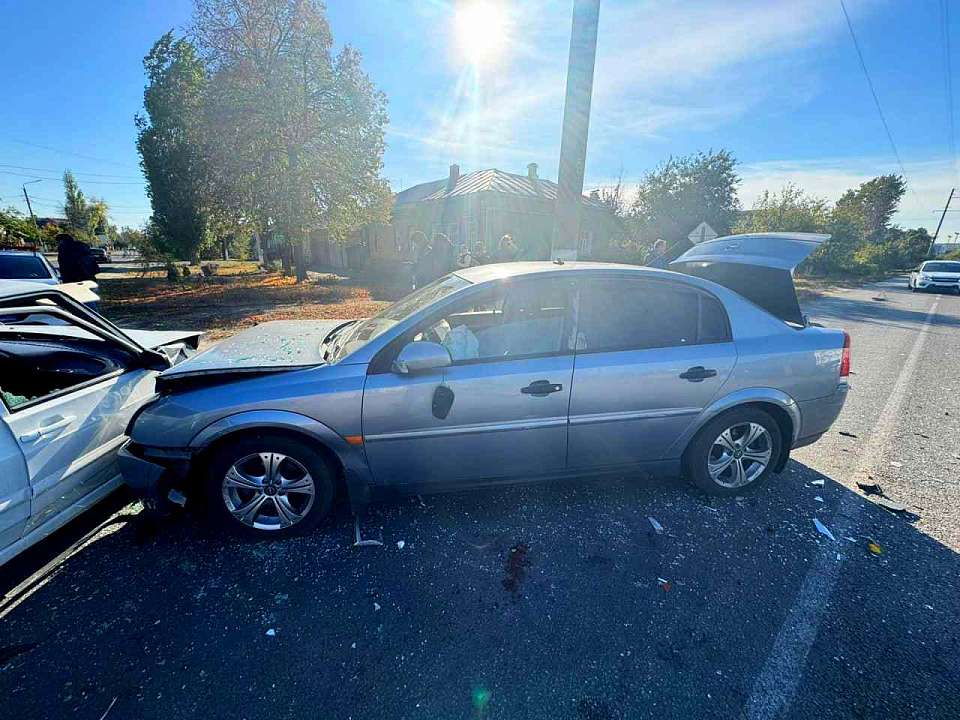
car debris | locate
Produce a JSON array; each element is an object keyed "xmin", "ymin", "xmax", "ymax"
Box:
[
  {"xmin": 856, "ymin": 480, "xmax": 884, "ymax": 496},
  {"xmin": 353, "ymin": 516, "xmax": 384, "ymax": 548},
  {"xmin": 265, "ymin": 628, "xmax": 276, "ymax": 637},
  {"xmin": 647, "ymin": 517, "xmax": 664, "ymax": 535},
  {"xmin": 873, "ymin": 497, "xmax": 908, "ymax": 513},
  {"xmin": 396, "ymin": 540, "xmax": 406, "ymax": 550},
  {"xmin": 810, "ymin": 479, "xmax": 825, "ymax": 487},
  {"xmin": 838, "ymin": 431, "xmax": 858, "ymax": 438},
  {"xmin": 814, "ymin": 518, "xmax": 837, "ymax": 542},
  {"xmin": 868, "ymin": 540, "xmax": 883, "ymax": 555},
  {"xmin": 815, "ymin": 496, "xmax": 824, "ymax": 503},
  {"xmin": 657, "ymin": 577, "xmax": 672, "ymax": 592}
]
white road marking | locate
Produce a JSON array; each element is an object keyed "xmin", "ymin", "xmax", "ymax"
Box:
[{"xmin": 744, "ymin": 295, "xmax": 940, "ymax": 720}]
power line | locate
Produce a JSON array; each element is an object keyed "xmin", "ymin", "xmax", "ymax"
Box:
[
  {"xmin": 941, "ymin": 0, "xmax": 959, "ymax": 185},
  {"xmin": 839, "ymin": 0, "xmax": 909, "ymax": 179},
  {"xmin": 0, "ymin": 170, "xmax": 144, "ymax": 185},
  {"xmin": 0, "ymin": 137, "xmax": 139, "ymax": 170},
  {"xmin": 0, "ymin": 163, "xmax": 142, "ymax": 180}
]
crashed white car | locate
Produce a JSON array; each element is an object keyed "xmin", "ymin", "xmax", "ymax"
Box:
[{"xmin": 0, "ymin": 282, "xmax": 199, "ymax": 565}]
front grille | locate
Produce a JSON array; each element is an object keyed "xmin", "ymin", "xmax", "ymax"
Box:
[{"xmin": 930, "ymin": 276, "xmax": 958, "ymax": 283}]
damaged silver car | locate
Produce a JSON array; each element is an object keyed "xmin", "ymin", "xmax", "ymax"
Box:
[
  {"xmin": 120, "ymin": 233, "xmax": 851, "ymax": 539},
  {"xmin": 0, "ymin": 282, "xmax": 199, "ymax": 565}
]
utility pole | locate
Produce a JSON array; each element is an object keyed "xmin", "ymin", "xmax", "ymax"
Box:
[
  {"xmin": 22, "ymin": 179, "xmax": 42, "ymax": 232},
  {"xmin": 929, "ymin": 187, "xmax": 954, "ymax": 257},
  {"xmin": 552, "ymin": 0, "xmax": 600, "ymax": 260}
]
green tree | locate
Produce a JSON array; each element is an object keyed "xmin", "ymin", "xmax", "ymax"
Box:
[
  {"xmin": 630, "ymin": 149, "xmax": 739, "ymax": 254},
  {"xmin": 835, "ymin": 174, "xmax": 906, "ymax": 242},
  {"xmin": 136, "ymin": 31, "xmax": 213, "ymax": 262},
  {"xmin": 734, "ymin": 184, "xmax": 830, "ymax": 234},
  {"xmin": 193, "ymin": 0, "xmax": 390, "ymax": 279},
  {"xmin": 0, "ymin": 207, "xmax": 43, "ymax": 245},
  {"xmin": 62, "ymin": 171, "xmax": 110, "ymax": 241}
]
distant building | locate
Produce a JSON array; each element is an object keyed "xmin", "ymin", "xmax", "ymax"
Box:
[{"xmin": 328, "ymin": 164, "xmax": 619, "ymax": 272}]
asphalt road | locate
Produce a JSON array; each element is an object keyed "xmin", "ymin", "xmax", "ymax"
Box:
[{"xmin": 2, "ymin": 277, "xmax": 959, "ymax": 720}]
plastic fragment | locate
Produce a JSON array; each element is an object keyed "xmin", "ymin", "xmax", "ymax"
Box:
[
  {"xmin": 856, "ymin": 481, "xmax": 884, "ymax": 496},
  {"xmin": 265, "ymin": 628, "xmax": 276, "ymax": 637},
  {"xmin": 815, "ymin": 496, "xmax": 824, "ymax": 503},
  {"xmin": 814, "ymin": 518, "xmax": 836, "ymax": 542},
  {"xmin": 868, "ymin": 540, "xmax": 883, "ymax": 555},
  {"xmin": 810, "ymin": 479, "xmax": 825, "ymax": 487},
  {"xmin": 374, "ymin": 602, "xmax": 381, "ymax": 611},
  {"xmin": 397, "ymin": 540, "xmax": 405, "ymax": 550},
  {"xmin": 657, "ymin": 577, "xmax": 672, "ymax": 592},
  {"xmin": 648, "ymin": 517, "xmax": 664, "ymax": 535}
]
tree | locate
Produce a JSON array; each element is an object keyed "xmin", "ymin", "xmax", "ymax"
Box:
[
  {"xmin": 630, "ymin": 149, "xmax": 739, "ymax": 254},
  {"xmin": 136, "ymin": 31, "xmax": 213, "ymax": 262},
  {"xmin": 734, "ymin": 184, "xmax": 830, "ymax": 234},
  {"xmin": 62, "ymin": 171, "xmax": 111, "ymax": 242},
  {"xmin": 193, "ymin": 0, "xmax": 390, "ymax": 279},
  {"xmin": 0, "ymin": 207, "xmax": 42, "ymax": 245},
  {"xmin": 834, "ymin": 174, "xmax": 906, "ymax": 242}
]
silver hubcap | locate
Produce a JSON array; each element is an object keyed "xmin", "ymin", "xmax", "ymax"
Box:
[
  {"xmin": 222, "ymin": 453, "xmax": 315, "ymax": 531},
  {"xmin": 707, "ymin": 422, "xmax": 773, "ymax": 488}
]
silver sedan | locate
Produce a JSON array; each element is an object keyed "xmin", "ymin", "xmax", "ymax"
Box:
[{"xmin": 120, "ymin": 233, "xmax": 850, "ymax": 539}]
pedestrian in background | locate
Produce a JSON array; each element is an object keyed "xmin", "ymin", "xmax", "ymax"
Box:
[
  {"xmin": 497, "ymin": 234, "xmax": 520, "ymax": 263},
  {"xmin": 646, "ymin": 238, "xmax": 669, "ymax": 269},
  {"xmin": 56, "ymin": 232, "xmax": 99, "ymax": 283}
]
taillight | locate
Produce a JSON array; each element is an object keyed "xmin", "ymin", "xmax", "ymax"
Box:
[{"xmin": 839, "ymin": 331, "xmax": 851, "ymax": 378}]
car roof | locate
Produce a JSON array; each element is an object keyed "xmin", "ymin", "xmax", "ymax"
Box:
[
  {"xmin": 453, "ymin": 260, "xmax": 688, "ymax": 284},
  {"xmin": 0, "ymin": 248, "xmax": 42, "ymax": 255},
  {"xmin": 0, "ymin": 280, "xmax": 60, "ymax": 299}
]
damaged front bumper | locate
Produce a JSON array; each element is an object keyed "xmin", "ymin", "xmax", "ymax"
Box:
[{"xmin": 118, "ymin": 441, "xmax": 194, "ymax": 511}]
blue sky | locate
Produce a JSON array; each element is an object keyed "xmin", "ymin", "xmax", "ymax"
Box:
[{"xmin": 2, "ymin": 0, "xmax": 959, "ymax": 238}]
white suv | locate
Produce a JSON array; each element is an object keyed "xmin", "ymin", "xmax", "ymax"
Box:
[{"xmin": 909, "ymin": 260, "xmax": 960, "ymax": 293}]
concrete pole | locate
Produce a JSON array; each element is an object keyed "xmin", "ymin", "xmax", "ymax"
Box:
[{"xmin": 552, "ymin": 0, "xmax": 600, "ymax": 260}]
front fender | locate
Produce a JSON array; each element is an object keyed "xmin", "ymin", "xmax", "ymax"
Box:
[
  {"xmin": 665, "ymin": 387, "xmax": 801, "ymax": 458},
  {"xmin": 190, "ymin": 410, "xmax": 372, "ymax": 511}
]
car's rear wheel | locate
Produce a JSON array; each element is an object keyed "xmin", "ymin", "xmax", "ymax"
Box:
[
  {"xmin": 683, "ymin": 407, "xmax": 782, "ymax": 496},
  {"xmin": 203, "ymin": 434, "xmax": 335, "ymax": 539}
]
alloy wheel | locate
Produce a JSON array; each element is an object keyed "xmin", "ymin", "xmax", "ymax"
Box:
[
  {"xmin": 707, "ymin": 422, "xmax": 773, "ymax": 488},
  {"xmin": 221, "ymin": 452, "xmax": 316, "ymax": 531}
]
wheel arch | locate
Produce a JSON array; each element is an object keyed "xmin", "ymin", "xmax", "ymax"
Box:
[
  {"xmin": 188, "ymin": 410, "xmax": 372, "ymax": 511},
  {"xmin": 670, "ymin": 388, "xmax": 800, "ymax": 471}
]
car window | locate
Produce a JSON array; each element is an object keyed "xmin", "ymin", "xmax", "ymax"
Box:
[
  {"xmin": 578, "ymin": 278, "xmax": 728, "ymax": 352},
  {"xmin": 0, "ymin": 310, "xmax": 128, "ymax": 410},
  {"xmin": 921, "ymin": 261, "xmax": 960, "ymax": 273},
  {"xmin": 411, "ymin": 277, "xmax": 576, "ymax": 362},
  {"xmin": 0, "ymin": 254, "xmax": 53, "ymax": 280}
]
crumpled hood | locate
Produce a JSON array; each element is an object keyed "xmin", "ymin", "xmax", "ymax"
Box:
[
  {"xmin": 159, "ymin": 319, "xmax": 346, "ymax": 379},
  {"xmin": 124, "ymin": 328, "xmax": 202, "ymax": 351}
]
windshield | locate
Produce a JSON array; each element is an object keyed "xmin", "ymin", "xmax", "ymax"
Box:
[
  {"xmin": 0, "ymin": 254, "xmax": 52, "ymax": 279},
  {"xmin": 922, "ymin": 261, "xmax": 960, "ymax": 273},
  {"xmin": 332, "ymin": 274, "xmax": 470, "ymax": 360}
]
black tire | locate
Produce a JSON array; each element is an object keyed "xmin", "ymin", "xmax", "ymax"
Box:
[
  {"xmin": 203, "ymin": 433, "xmax": 336, "ymax": 539},
  {"xmin": 682, "ymin": 407, "xmax": 782, "ymax": 496}
]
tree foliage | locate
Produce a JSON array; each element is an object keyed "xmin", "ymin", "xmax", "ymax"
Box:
[
  {"xmin": 62, "ymin": 171, "xmax": 111, "ymax": 242},
  {"xmin": 835, "ymin": 174, "xmax": 906, "ymax": 242},
  {"xmin": 0, "ymin": 207, "xmax": 42, "ymax": 245},
  {"xmin": 630, "ymin": 149, "xmax": 740, "ymax": 253},
  {"xmin": 136, "ymin": 31, "xmax": 213, "ymax": 262},
  {"xmin": 191, "ymin": 0, "xmax": 390, "ymax": 278}
]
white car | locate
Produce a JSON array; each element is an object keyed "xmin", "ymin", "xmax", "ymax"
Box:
[
  {"xmin": 0, "ymin": 246, "xmax": 101, "ymax": 308},
  {"xmin": 909, "ymin": 260, "xmax": 960, "ymax": 293},
  {"xmin": 0, "ymin": 282, "xmax": 199, "ymax": 565}
]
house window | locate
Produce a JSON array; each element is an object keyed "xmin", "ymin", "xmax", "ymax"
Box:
[{"xmin": 578, "ymin": 230, "xmax": 594, "ymax": 257}]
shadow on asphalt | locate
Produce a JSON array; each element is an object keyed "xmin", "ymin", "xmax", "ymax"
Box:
[
  {"xmin": 2, "ymin": 461, "xmax": 958, "ymax": 719},
  {"xmin": 811, "ymin": 287, "xmax": 960, "ymax": 333}
]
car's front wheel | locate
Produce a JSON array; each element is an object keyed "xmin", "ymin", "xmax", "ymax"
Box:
[
  {"xmin": 683, "ymin": 407, "xmax": 782, "ymax": 496},
  {"xmin": 203, "ymin": 434, "xmax": 336, "ymax": 538}
]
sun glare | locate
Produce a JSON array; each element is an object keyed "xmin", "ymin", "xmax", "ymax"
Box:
[{"xmin": 454, "ymin": 1, "xmax": 510, "ymax": 67}]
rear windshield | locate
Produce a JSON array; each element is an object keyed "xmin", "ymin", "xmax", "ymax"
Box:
[
  {"xmin": 0, "ymin": 254, "xmax": 52, "ymax": 279},
  {"xmin": 922, "ymin": 261, "xmax": 960, "ymax": 273}
]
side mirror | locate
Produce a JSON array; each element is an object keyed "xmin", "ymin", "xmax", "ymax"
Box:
[{"xmin": 392, "ymin": 341, "xmax": 451, "ymax": 374}]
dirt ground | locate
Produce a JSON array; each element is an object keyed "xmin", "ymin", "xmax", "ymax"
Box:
[{"xmin": 97, "ymin": 262, "xmax": 397, "ymax": 341}]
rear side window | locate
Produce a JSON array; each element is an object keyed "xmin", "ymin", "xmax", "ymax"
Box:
[{"xmin": 578, "ymin": 278, "xmax": 730, "ymax": 352}]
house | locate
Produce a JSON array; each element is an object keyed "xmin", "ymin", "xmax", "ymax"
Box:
[{"xmin": 353, "ymin": 164, "xmax": 619, "ymax": 271}]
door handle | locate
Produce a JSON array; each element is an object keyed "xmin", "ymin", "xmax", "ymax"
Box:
[
  {"xmin": 679, "ymin": 366, "xmax": 717, "ymax": 382},
  {"xmin": 20, "ymin": 416, "xmax": 75, "ymax": 443},
  {"xmin": 521, "ymin": 380, "xmax": 563, "ymax": 396}
]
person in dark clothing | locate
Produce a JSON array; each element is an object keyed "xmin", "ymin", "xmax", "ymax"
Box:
[
  {"xmin": 497, "ymin": 234, "xmax": 520, "ymax": 263},
  {"xmin": 409, "ymin": 231, "xmax": 432, "ymax": 289},
  {"xmin": 56, "ymin": 233, "xmax": 99, "ymax": 283},
  {"xmin": 645, "ymin": 238, "xmax": 669, "ymax": 269}
]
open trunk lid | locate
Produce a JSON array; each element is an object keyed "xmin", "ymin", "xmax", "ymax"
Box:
[{"xmin": 670, "ymin": 232, "xmax": 829, "ymax": 325}]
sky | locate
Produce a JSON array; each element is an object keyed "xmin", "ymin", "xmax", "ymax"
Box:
[{"xmin": 1, "ymin": 0, "xmax": 959, "ymax": 240}]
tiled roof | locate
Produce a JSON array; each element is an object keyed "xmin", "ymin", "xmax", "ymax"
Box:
[{"xmin": 395, "ymin": 169, "xmax": 605, "ymax": 208}]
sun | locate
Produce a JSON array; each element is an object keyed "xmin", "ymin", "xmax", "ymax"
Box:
[{"xmin": 454, "ymin": 1, "xmax": 510, "ymax": 67}]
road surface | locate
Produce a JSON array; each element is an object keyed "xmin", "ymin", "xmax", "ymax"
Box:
[{"xmin": 1, "ymin": 277, "xmax": 958, "ymax": 720}]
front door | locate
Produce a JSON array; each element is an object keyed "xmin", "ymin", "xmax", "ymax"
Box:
[
  {"xmin": 568, "ymin": 276, "xmax": 737, "ymax": 469},
  {"xmin": 362, "ymin": 276, "xmax": 577, "ymax": 488}
]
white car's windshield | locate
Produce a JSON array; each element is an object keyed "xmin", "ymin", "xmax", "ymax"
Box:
[
  {"xmin": 332, "ymin": 274, "xmax": 470, "ymax": 360},
  {"xmin": 921, "ymin": 261, "xmax": 960, "ymax": 273}
]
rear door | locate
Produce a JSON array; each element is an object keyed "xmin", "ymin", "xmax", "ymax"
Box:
[{"xmin": 568, "ymin": 276, "xmax": 736, "ymax": 468}]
